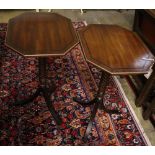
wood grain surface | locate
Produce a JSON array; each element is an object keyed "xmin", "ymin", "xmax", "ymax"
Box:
[
  {"xmin": 6, "ymin": 12, "xmax": 78, "ymax": 56},
  {"xmin": 79, "ymin": 24, "xmax": 154, "ymax": 75}
]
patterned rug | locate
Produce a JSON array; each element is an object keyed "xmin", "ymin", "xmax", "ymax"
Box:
[{"xmin": 0, "ymin": 22, "xmax": 150, "ymax": 146}]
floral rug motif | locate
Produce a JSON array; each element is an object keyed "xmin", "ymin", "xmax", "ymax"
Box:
[{"xmin": 0, "ymin": 22, "xmax": 149, "ymax": 146}]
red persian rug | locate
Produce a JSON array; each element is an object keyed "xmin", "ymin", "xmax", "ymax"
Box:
[{"xmin": 0, "ymin": 22, "xmax": 150, "ymax": 146}]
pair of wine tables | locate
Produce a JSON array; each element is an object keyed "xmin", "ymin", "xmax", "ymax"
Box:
[{"xmin": 2, "ymin": 12, "xmax": 154, "ymax": 140}]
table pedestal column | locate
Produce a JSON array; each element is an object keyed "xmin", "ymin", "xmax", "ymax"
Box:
[
  {"xmin": 15, "ymin": 57, "xmax": 62, "ymax": 125},
  {"xmin": 73, "ymin": 71, "xmax": 120, "ymax": 141}
]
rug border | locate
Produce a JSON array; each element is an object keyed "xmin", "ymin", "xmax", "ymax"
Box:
[{"xmin": 113, "ymin": 76, "xmax": 151, "ymax": 146}]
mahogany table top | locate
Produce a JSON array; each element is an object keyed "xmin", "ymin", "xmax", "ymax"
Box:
[
  {"xmin": 5, "ymin": 12, "xmax": 78, "ymax": 57},
  {"xmin": 78, "ymin": 24, "xmax": 154, "ymax": 75}
]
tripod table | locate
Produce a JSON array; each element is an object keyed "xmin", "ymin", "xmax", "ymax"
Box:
[
  {"xmin": 74, "ymin": 24, "xmax": 154, "ymax": 140},
  {"xmin": 5, "ymin": 12, "xmax": 78, "ymax": 125}
]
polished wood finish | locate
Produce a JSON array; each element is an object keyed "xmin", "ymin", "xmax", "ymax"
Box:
[
  {"xmin": 6, "ymin": 12, "xmax": 78, "ymax": 56},
  {"xmin": 5, "ymin": 12, "xmax": 79, "ymax": 126},
  {"xmin": 79, "ymin": 24, "xmax": 154, "ymax": 75}
]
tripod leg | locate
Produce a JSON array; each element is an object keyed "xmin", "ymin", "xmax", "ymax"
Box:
[
  {"xmin": 15, "ymin": 88, "xmax": 41, "ymax": 106},
  {"xmin": 98, "ymin": 72, "xmax": 120, "ymax": 114},
  {"xmin": 73, "ymin": 97, "xmax": 97, "ymax": 106},
  {"xmin": 42, "ymin": 88, "xmax": 62, "ymax": 125},
  {"xmin": 83, "ymin": 101, "xmax": 99, "ymax": 141},
  {"xmin": 80, "ymin": 71, "xmax": 120, "ymax": 141},
  {"xmin": 72, "ymin": 72, "xmax": 106, "ymax": 107},
  {"xmin": 39, "ymin": 57, "xmax": 62, "ymax": 125}
]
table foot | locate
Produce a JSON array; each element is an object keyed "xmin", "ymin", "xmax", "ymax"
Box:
[
  {"xmin": 15, "ymin": 88, "xmax": 42, "ymax": 106},
  {"xmin": 14, "ymin": 87, "xmax": 62, "ymax": 125},
  {"xmin": 73, "ymin": 97, "xmax": 96, "ymax": 106}
]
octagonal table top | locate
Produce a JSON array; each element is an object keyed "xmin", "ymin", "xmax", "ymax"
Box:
[
  {"xmin": 5, "ymin": 12, "xmax": 78, "ymax": 57},
  {"xmin": 78, "ymin": 24, "xmax": 154, "ymax": 75}
]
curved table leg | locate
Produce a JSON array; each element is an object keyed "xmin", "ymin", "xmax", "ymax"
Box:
[
  {"xmin": 14, "ymin": 57, "xmax": 62, "ymax": 126},
  {"xmin": 74, "ymin": 71, "xmax": 120, "ymax": 140},
  {"xmin": 74, "ymin": 71, "xmax": 120, "ymax": 112},
  {"xmin": 83, "ymin": 101, "xmax": 99, "ymax": 142},
  {"xmin": 42, "ymin": 88, "xmax": 62, "ymax": 125},
  {"xmin": 15, "ymin": 88, "xmax": 42, "ymax": 106},
  {"xmin": 38, "ymin": 57, "xmax": 62, "ymax": 125},
  {"xmin": 73, "ymin": 97, "xmax": 97, "ymax": 106}
]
